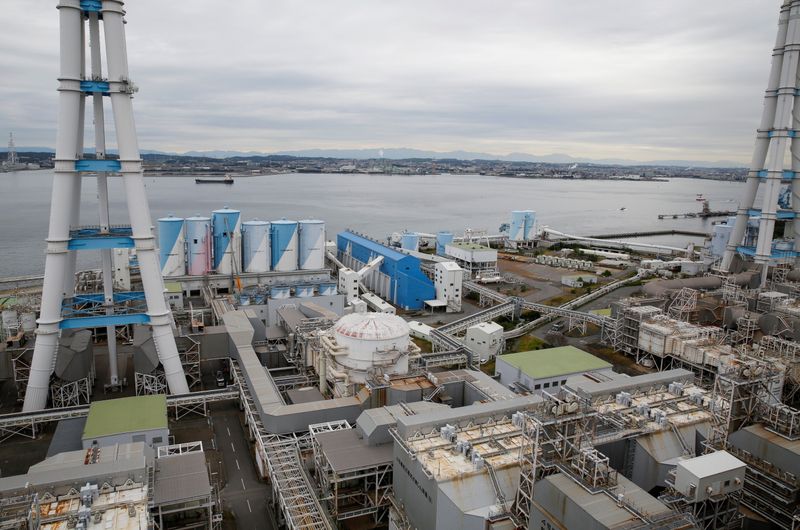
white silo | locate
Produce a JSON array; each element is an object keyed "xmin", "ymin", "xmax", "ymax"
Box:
[
  {"xmin": 330, "ymin": 312, "xmax": 411, "ymax": 383},
  {"xmin": 212, "ymin": 207, "xmax": 242, "ymax": 275},
  {"xmin": 299, "ymin": 219, "xmax": 325, "ymax": 270},
  {"xmin": 185, "ymin": 216, "xmax": 212, "ymax": 276},
  {"xmin": 509, "ymin": 211, "xmax": 526, "ymax": 242},
  {"xmin": 157, "ymin": 215, "xmax": 186, "ymax": 277},
  {"xmin": 242, "ymin": 219, "xmax": 270, "ymax": 273},
  {"xmin": 271, "ymin": 219, "xmax": 299, "ymax": 272},
  {"xmin": 522, "ymin": 210, "xmax": 536, "ymax": 241}
]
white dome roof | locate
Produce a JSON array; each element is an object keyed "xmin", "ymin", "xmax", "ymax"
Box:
[{"xmin": 334, "ymin": 312, "xmax": 409, "ymax": 341}]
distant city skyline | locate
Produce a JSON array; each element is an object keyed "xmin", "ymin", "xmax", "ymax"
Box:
[{"xmin": 0, "ymin": 1, "xmax": 781, "ymax": 164}]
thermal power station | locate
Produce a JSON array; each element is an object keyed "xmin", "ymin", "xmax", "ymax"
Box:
[
  {"xmin": 241, "ymin": 219, "xmax": 270, "ymax": 273},
  {"xmin": 299, "ymin": 219, "xmax": 326, "ymax": 270},
  {"xmin": 157, "ymin": 216, "xmax": 186, "ymax": 278},
  {"xmin": 436, "ymin": 231, "xmax": 454, "ymax": 255},
  {"xmin": 186, "ymin": 216, "xmax": 212, "ymax": 276},
  {"xmin": 509, "ymin": 209, "xmax": 536, "ymax": 242},
  {"xmin": 722, "ymin": 0, "xmax": 800, "ymax": 284},
  {"xmin": 212, "ymin": 207, "xmax": 242, "ymax": 275},
  {"xmin": 271, "ymin": 219, "xmax": 299, "ymax": 272},
  {"xmin": 24, "ymin": 0, "xmax": 190, "ymax": 410}
]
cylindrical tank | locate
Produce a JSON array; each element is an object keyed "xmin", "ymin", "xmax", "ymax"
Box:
[
  {"xmin": 20, "ymin": 312, "xmax": 36, "ymax": 332},
  {"xmin": 271, "ymin": 219, "xmax": 299, "ymax": 271},
  {"xmin": 242, "ymin": 219, "xmax": 270, "ymax": 273},
  {"xmin": 270, "ymin": 286, "xmax": 291, "ymax": 299},
  {"xmin": 401, "ymin": 232, "xmax": 419, "ymax": 252},
  {"xmin": 212, "ymin": 207, "xmax": 242, "ymax": 275},
  {"xmin": 295, "ymin": 285, "xmax": 315, "ymax": 298},
  {"xmin": 298, "ymin": 220, "xmax": 326, "ymax": 270},
  {"xmin": 319, "ymin": 283, "xmax": 337, "ymax": 296},
  {"xmin": 509, "ymin": 210, "xmax": 527, "ymax": 242},
  {"xmin": 436, "ymin": 231, "xmax": 454, "ymax": 256},
  {"xmin": 185, "ymin": 216, "xmax": 212, "ymax": 276},
  {"xmin": 523, "ymin": 210, "xmax": 536, "ymax": 240},
  {"xmin": 157, "ymin": 215, "xmax": 186, "ymax": 277},
  {"xmin": 332, "ymin": 313, "xmax": 411, "ymax": 383}
]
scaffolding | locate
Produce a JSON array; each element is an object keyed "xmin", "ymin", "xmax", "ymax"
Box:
[
  {"xmin": 310, "ymin": 421, "xmax": 393, "ymax": 524},
  {"xmin": 50, "ymin": 377, "xmax": 91, "ymax": 408},
  {"xmin": 176, "ymin": 334, "xmax": 202, "ymax": 389},
  {"xmin": 668, "ymin": 287, "xmax": 699, "ymax": 323}
]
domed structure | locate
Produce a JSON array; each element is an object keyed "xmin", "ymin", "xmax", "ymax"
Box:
[{"xmin": 327, "ymin": 312, "xmax": 412, "ymax": 385}]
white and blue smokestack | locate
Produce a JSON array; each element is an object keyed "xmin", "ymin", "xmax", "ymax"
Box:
[
  {"xmin": 158, "ymin": 216, "xmax": 186, "ymax": 277},
  {"xmin": 242, "ymin": 219, "xmax": 270, "ymax": 273},
  {"xmin": 271, "ymin": 219, "xmax": 299, "ymax": 271},
  {"xmin": 299, "ymin": 219, "xmax": 325, "ymax": 270},
  {"xmin": 212, "ymin": 207, "xmax": 242, "ymax": 275}
]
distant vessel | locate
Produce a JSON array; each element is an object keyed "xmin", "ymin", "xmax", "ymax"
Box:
[{"xmin": 195, "ymin": 174, "xmax": 234, "ymax": 184}]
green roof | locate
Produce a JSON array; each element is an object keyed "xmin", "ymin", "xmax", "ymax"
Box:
[
  {"xmin": 498, "ymin": 346, "xmax": 611, "ymax": 379},
  {"xmin": 451, "ymin": 242, "xmax": 492, "ymax": 251},
  {"xmin": 82, "ymin": 395, "xmax": 168, "ymax": 439}
]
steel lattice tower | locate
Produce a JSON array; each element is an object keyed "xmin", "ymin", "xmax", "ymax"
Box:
[
  {"xmin": 722, "ymin": 0, "xmax": 800, "ymax": 285},
  {"xmin": 23, "ymin": 0, "xmax": 189, "ymax": 411}
]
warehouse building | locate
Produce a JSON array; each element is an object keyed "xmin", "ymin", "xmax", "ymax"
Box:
[
  {"xmin": 82, "ymin": 394, "xmax": 169, "ymax": 449},
  {"xmin": 495, "ymin": 346, "xmax": 613, "ymax": 393},
  {"xmin": 337, "ymin": 230, "xmax": 435, "ymax": 310}
]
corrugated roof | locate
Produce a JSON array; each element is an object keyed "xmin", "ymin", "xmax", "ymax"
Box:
[
  {"xmin": 568, "ymin": 368, "xmax": 694, "ymax": 399},
  {"xmin": 677, "ymin": 450, "xmax": 745, "ymax": 479},
  {"xmin": 339, "ymin": 231, "xmax": 408, "ymax": 262},
  {"xmin": 153, "ymin": 452, "xmax": 211, "ymax": 504},
  {"xmin": 315, "ymin": 429, "xmax": 392, "ymax": 473},
  {"xmin": 83, "ymin": 395, "xmax": 167, "ymax": 440},
  {"xmin": 498, "ymin": 346, "xmax": 611, "ymax": 380}
]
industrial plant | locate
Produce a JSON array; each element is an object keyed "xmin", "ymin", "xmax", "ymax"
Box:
[{"xmin": 3, "ymin": 1, "xmax": 800, "ymax": 530}]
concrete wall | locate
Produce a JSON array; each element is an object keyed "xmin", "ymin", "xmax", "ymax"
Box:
[
  {"xmin": 393, "ymin": 445, "xmax": 438, "ymax": 530},
  {"xmin": 83, "ymin": 428, "xmax": 169, "ymax": 450}
]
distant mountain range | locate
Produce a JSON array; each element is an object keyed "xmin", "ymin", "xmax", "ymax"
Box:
[{"xmin": 0, "ymin": 146, "xmax": 747, "ymax": 168}]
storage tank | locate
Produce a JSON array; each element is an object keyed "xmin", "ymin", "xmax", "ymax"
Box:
[
  {"xmin": 523, "ymin": 210, "xmax": 536, "ymax": 240},
  {"xmin": 509, "ymin": 210, "xmax": 526, "ymax": 242},
  {"xmin": 212, "ymin": 207, "xmax": 242, "ymax": 275},
  {"xmin": 295, "ymin": 285, "xmax": 315, "ymax": 298},
  {"xmin": 185, "ymin": 216, "xmax": 212, "ymax": 276},
  {"xmin": 298, "ymin": 219, "xmax": 325, "ymax": 270},
  {"xmin": 270, "ymin": 286, "xmax": 291, "ymax": 299},
  {"xmin": 157, "ymin": 215, "xmax": 186, "ymax": 277},
  {"xmin": 319, "ymin": 283, "xmax": 337, "ymax": 296},
  {"xmin": 331, "ymin": 312, "xmax": 411, "ymax": 383},
  {"xmin": 242, "ymin": 219, "xmax": 270, "ymax": 273},
  {"xmin": 19, "ymin": 312, "xmax": 36, "ymax": 332},
  {"xmin": 401, "ymin": 232, "xmax": 419, "ymax": 252},
  {"xmin": 436, "ymin": 231, "xmax": 454, "ymax": 256},
  {"xmin": 271, "ymin": 219, "xmax": 299, "ymax": 271}
]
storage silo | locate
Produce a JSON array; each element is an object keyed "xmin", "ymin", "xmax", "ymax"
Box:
[
  {"xmin": 523, "ymin": 210, "xmax": 537, "ymax": 241},
  {"xmin": 436, "ymin": 231, "xmax": 454, "ymax": 256},
  {"xmin": 319, "ymin": 283, "xmax": 337, "ymax": 296},
  {"xmin": 271, "ymin": 219, "xmax": 299, "ymax": 271},
  {"xmin": 295, "ymin": 285, "xmax": 315, "ymax": 298},
  {"xmin": 185, "ymin": 216, "xmax": 212, "ymax": 276},
  {"xmin": 212, "ymin": 207, "xmax": 242, "ymax": 275},
  {"xmin": 242, "ymin": 219, "xmax": 270, "ymax": 273},
  {"xmin": 509, "ymin": 211, "xmax": 526, "ymax": 242},
  {"xmin": 157, "ymin": 215, "xmax": 186, "ymax": 277},
  {"xmin": 270, "ymin": 286, "xmax": 291, "ymax": 299},
  {"xmin": 298, "ymin": 219, "xmax": 326, "ymax": 270},
  {"xmin": 401, "ymin": 232, "xmax": 419, "ymax": 252}
]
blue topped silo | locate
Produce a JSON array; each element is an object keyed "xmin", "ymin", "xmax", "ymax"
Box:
[
  {"xmin": 212, "ymin": 207, "xmax": 242, "ymax": 275},
  {"xmin": 157, "ymin": 215, "xmax": 185, "ymax": 277},
  {"xmin": 271, "ymin": 219, "xmax": 299, "ymax": 271},
  {"xmin": 298, "ymin": 219, "xmax": 326, "ymax": 270},
  {"xmin": 242, "ymin": 219, "xmax": 270, "ymax": 273},
  {"xmin": 509, "ymin": 210, "xmax": 526, "ymax": 242},
  {"xmin": 523, "ymin": 210, "xmax": 536, "ymax": 241},
  {"xmin": 295, "ymin": 285, "xmax": 315, "ymax": 298},
  {"xmin": 319, "ymin": 283, "xmax": 337, "ymax": 296},
  {"xmin": 401, "ymin": 232, "xmax": 419, "ymax": 252},
  {"xmin": 435, "ymin": 231, "xmax": 454, "ymax": 256},
  {"xmin": 185, "ymin": 216, "xmax": 212, "ymax": 276},
  {"xmin": 270, "ymin": 286, "xmax": 291, "ymax": 299}
]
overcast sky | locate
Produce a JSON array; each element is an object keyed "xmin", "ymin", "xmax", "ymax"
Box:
[{"xmin": 0, "ymin": 1, "xmax": 783, "ymax": 162}]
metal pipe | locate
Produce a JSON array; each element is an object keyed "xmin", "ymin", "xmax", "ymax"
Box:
[
  {"xmin": 24, "ymin": 0, "xmax": 85, "ymax": 411},
  {"xmin": 102, "ymin": 0, "xmax": 188, "ymax": 394},
  {"xmin": 722, "ymin": 0, "xmax": 792, "ymax": 271},
  {"xmin": 89, "ymin": 11, "xmax": 118, "ymax": 386}
]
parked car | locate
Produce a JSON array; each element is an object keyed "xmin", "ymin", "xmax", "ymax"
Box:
[{"xmin": 215, "ymin": 370, "xmax": 226, "ymax": 387}]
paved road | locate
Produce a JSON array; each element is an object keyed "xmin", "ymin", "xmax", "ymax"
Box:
[{"xmin": 210, "ymin": 402, "xmax": 277, "ymax": 530}]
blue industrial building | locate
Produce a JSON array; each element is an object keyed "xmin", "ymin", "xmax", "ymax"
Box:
[{"xmin": 337, "ymin": 231, "xmax": 435, "ymax": 310}]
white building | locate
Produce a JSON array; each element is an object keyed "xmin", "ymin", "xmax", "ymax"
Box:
[
  {"xmin": 443, "ymin": 242, "xmax": 498, "ymax": 278},
  {"xmin": 434, "ymin": 261, "xmax": 463, "ymax": 312},
  {"xmin": 465, "ymin": 322, "xmax": 504, "ymax": 360},
  {"xmin": 561, "ymin": 274, "xmax": 598, "ymax": 288}
]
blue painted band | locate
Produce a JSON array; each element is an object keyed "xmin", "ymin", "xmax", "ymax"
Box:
[
  {"xmin": 747, "ymin": 208, "xmax": 797, "ymax": 220},
  {"xmin": 736, "ymin": 246, "xmax": 800, "ymax": 258},
  {"xmin": 80, "ymin": 80, "xmax": 110, "ymax": 94},
  {"xmin": 767, "ymin": 130, "xmax": 798, "ymax": 138},
  {"xmin": 68, "ymin": 291, "xmax": 146, "ymax": 304},
  {"xmin": 80, "ymin": 0, "xmax": 102, "ymax": 12},
  {"xmin": 75, "ymin": 159, "xmax": 121, "ymax": 172},
  {"xmin": 69, "ymin": 236, "xmax": 134, "ymax": 250},
  {"xmin": 60, "ymin": 313, "xmax": 150, "ymax": 329},
  {"xmin": 757, "ymin": 169, "xmax": 796, "ymax": 180}
]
